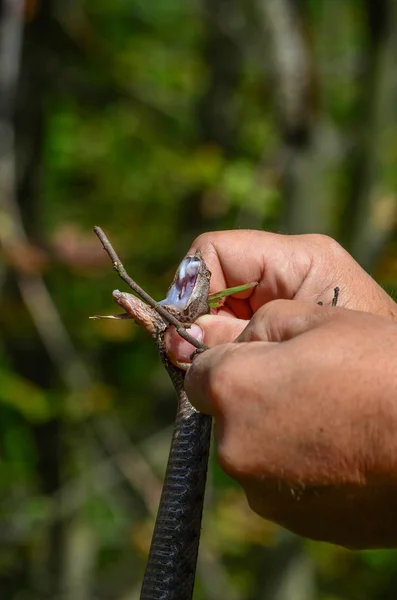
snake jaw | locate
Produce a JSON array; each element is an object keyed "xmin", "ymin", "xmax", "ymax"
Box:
[
  {"xmin": 94, "ymin": 252, "xmax": 210, "ymax": 340},
  {"xmin": 112, "ymin": 290, "xmax": 166, "ymax": 337},
  {"xmin": 159, "ymin": 256, "xmax": 201, "ymax": 309},
  {"xmin": 159, "ymin": 251, "xmax": 211, "ymax": 321}
]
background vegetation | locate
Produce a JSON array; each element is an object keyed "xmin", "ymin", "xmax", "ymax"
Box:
[{"xmin": 1, "ymin": 0, "xmax": 397, "ymax": 598}]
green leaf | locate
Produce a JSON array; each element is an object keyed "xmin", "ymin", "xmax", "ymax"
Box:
[{"xmin": 208, "ymin": 282, "xmax": 258, "ymax": 309}]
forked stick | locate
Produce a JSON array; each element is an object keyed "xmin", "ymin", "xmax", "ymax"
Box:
[{"xmin": 93, "ymin": 226, "xmax": 206, "ymax": 351}]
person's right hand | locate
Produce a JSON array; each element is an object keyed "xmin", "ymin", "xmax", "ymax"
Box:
[
  {"xmin": 184, "ymin": 300, "xmax": 397, "ymax": 549},
  {"xmin": 165, "ymin": 230, "xmax": 397, "ymax": 365}
]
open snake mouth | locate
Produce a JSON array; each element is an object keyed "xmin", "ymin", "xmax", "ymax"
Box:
[{"xmin": 159, "ymin": 256, "xmax": 200, "ymax": 309}]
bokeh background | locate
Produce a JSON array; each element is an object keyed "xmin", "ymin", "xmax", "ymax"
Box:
[{"xmin": 1, "ymin": 0, "xmax": 397, "ymax": 598}]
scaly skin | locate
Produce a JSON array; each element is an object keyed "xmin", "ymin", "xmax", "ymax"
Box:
[{"xmin": 112, "ymin": 252, "xmax": 212, "ymax": 600}]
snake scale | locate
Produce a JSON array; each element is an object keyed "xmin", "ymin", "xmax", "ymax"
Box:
[{"xmin": 112, "ymin": 251, "xmax": 212, "ymax": 600}]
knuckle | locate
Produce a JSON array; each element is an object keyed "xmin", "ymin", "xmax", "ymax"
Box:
[
  {"xmin": 304, "ymin": 233, "xmax": 335, "ymax": 247},
  {"xmin": 305, "ymin": 233, "xmax": 344, "ymax": 259},
  {"xmin": 257, "ymin": 298, "xmax": 289, "ymax": 314},
  {"xmin": 247, "ymin": 299, "xmax": 289, "ymax": 331},
  {"xmin": 191, "ymin": 232, "xmax": 221, "ymax": 256},
  {"xmin": 239, "ymin": 306, "xmax": 270, "ymax": 341},
  {"xmin": 191, "ymin": 232, "xmax": 212, "ymax": 249}
]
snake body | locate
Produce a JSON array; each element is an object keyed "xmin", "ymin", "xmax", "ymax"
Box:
[
  {"xmin": 113, "ymin": 251, "xmax": 212, "ymax": 600},
  {"xmin": 140, "ymin": 378, "xmax": 211, "ymax": 599}
]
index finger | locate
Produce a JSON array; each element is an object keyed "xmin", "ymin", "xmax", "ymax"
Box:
[{"xmin": 188, "ymin": 230, "xmax": 314, "ymax": 315}]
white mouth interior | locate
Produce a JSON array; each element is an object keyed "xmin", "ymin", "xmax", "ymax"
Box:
[{"xmin": 159, "ymin": 256, "xmax": 200, "ymax": 309}]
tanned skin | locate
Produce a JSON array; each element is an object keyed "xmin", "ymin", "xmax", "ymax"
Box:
[{"xmin": 165, "ymin": 231, "xmax": 397, "ymax": 549}]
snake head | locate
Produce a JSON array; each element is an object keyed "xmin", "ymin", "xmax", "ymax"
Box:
[
  {"xmin": 112, "ymin": 290, "xmax": 165, "ymax": 337},
  {"xmin": 91, "ymin": 251, "xmax": 211, "ymax": 327},
  {"xmin": 159, "ymin": 250, "xmax": 211, "ymax": 322}
]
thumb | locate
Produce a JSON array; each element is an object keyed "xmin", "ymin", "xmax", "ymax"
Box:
[
  {"xmin": 237, "ymin": 299, "xmax": 339, "ymax": 343},
  {"xmin": 164, "ymin": 314, "xmax": 248, "ymax": 369}
]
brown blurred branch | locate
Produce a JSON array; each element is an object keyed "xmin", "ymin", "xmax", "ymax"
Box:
[
  {"xmin": 259, "ymin": 0, "xmax": 313, "ymax": 140},
  {"xmin": 0, "ymin": 0, "xmax": 25, "ymax": 244},
  {"xmin": 0, "ymin": 0, "xmax": 91, "ymax": 390},
  {"xmin": 340, "ymin": 0, "xmax": 397, "ymax": 268},
  {"xmin": 257, "ymin": 0, "xmax": 339, "ymax": 235}
]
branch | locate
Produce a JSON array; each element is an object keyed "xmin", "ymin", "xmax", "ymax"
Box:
[{"xmin": 93, "ymin": 226, "xmax": 207, "ymax": 351}]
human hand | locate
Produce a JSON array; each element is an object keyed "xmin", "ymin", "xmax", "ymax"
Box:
[
  {"xmin": 184, "ymin": 300, "xmax": 397, "ymax": 549},
  {"xmin": 165, "ymin": 230, "xmax": 397, "ymax": 366}
]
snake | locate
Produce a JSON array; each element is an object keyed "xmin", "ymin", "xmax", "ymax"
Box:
[{"xmin": 112, "ymin": 251, "xmax": 212, "ymax": 600}]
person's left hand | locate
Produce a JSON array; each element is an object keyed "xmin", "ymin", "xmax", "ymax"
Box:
[{"xmin": 163, "ymin": 230, "xmax": 397, "ymax": 368}]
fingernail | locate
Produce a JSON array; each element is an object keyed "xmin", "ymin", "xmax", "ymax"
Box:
[
  {"xmin": 187, "ymin": 323, "xmax": 204, "ymax": 343},
  {"xmin": 165, "ymin": 323, "xmax": 204, "ymax": 367}
]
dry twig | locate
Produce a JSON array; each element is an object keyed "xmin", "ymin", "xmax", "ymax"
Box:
[{"xmin": 93, "ymin": 226, "xmax": 206, "ymax": 351}]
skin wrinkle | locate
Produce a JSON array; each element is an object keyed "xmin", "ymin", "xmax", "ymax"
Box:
[
  {"xmin": 191, "ymin": 237, "xmax": 259, "ymax": 318},
  {"xmin": 190, "ymin": 231, "xmax": 395, "ymax": 318},
  {"xmin": 301, "ymin": 326, "xmax": 380, "ymax": 485},
  {"xmin": 263, "ymin": 255, "xmax": 290, "ymax": 304},
  {"xmin": 263, "ymin": 238, "xmax": 308, "ymax": 303},
  {"xmin": 294, "ymin": 235, "xmax": 339, "ymax": 303},
  {"xmin": 189, "ymin": 309, "xmax": 397, "ymax": 505},
  {"xmin": 303, "ymin": 247, "xmax": 339, "ymax": 304},
  {"xmin": 204, "ymin": 236, "xmax": 256, "ymax": 291},
  {"xmin": 192, "ymin": 232, "xmax": 301, "ymax": 310},
  {"xmin": 286, "ymin": 244, "xmax": 311, "ymax": 298},
  {"xmin": 168, "ymin": 230, "xmax": 397, "ymax": 548},
  {"xmin": 287, "ymin": 237, "xmax": 314, "ymax": 288}
]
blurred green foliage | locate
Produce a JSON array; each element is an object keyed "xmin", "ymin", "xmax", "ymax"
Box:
[{"xmin": 1, "ymin": 0, "xmax": 397, "ymax": 598}]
